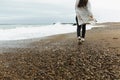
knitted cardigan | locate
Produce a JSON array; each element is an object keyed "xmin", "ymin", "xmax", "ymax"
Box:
[{"xmin": 75, "ymin": 0, "xmax": 96, "ymax": 25}]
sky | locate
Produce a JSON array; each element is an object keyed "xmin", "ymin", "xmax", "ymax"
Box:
[{"xmin": 0, "ymin": 0, "xmax": 120, "ymax": 24}]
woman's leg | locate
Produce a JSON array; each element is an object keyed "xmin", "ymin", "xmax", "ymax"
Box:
[
  {"xmin": 76, "ymin": 16, "xmax": 82, "ymax": 37},
  {"xmin": 77, "ymin": 25, "xmax": 82, "ymax": 37},
  {"xmin": 82, "ymin": 24, "xmax": 86, "ymax": 38}
]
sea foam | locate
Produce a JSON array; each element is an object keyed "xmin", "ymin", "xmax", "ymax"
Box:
[{"xmin": 0, "ymin": 23, "xmax": 93, "ymax": 41}]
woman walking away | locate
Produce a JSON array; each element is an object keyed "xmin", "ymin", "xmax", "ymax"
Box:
[{"xmin": 75, "ymin": 0, "xmax": 96, "ymax": 42}]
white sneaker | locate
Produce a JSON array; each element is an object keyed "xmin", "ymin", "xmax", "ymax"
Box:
[
  {"xmin": 81, "ymin": 38, "xmax": 85, "ymax": 42},
  {"xmin": 78, "ymin": 36, "xmax": 81, "ymax": 40}
]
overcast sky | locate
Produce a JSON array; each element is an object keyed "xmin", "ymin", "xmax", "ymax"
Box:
[{"xmin": 0, "ymin": 0, "xmax": 120, "ymax": 24}]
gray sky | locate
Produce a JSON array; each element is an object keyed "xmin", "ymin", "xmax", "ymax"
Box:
[
  {"xmin": 0, "ymin": 0, "xmax": 75, "ymax": 24},
  {"xmin": 0, "ymin": 0, "xmax": 120, "ymax": 24}
]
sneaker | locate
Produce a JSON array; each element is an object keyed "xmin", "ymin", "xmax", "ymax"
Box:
[
  {"xmin": 78, "ymin": 36, "xmax": 81, "ymax": 40},
  {"xmin": 81, "ymin": 38, "xmax": 85, "ymax": 42}
]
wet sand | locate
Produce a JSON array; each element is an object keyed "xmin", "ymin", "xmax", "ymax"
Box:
[{"xmin": 0, "ymin": 22, "xmax": 120, "ymax": 80}]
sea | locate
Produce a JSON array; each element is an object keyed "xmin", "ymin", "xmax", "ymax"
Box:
[{"xmin": 0, "ymin": 23, "xmax": 94, "ymax": 41}]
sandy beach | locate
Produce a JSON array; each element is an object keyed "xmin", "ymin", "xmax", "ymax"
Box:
[{"xmin": 0, "ymin": 22, "xmax": 120, "ymax": 80}]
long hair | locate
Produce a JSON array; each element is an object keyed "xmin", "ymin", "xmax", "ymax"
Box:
[{"xmin": 78, "ymin": 0, "xmax": 88, "ymax": 8}]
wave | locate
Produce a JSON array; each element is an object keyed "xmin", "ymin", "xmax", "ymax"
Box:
[{"xmin": 0, "ymin": 23, "xmax": 93, "ymax": 41}]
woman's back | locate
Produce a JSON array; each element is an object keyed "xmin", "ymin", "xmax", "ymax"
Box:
[{"xmin": 75, "ymin": 0, "xmax": 95, "ymax": 25}]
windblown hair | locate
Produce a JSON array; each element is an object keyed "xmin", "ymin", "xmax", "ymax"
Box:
[{"xmin": 78, "ymin": 0, "xmax": 88, "ymax": 8}]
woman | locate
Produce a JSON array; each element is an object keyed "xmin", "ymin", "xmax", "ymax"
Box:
[{"xmin": 75, "ymin": 0, "xmax": 96, "ymax": 42}]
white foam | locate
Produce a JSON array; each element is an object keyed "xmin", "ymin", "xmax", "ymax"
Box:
[{"xmin": 0, "ymin": 23, "xmax": 93, "ymax": 41}]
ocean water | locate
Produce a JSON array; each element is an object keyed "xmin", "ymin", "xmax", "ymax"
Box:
[
  {"xmin": 0, "ymin": 24, "xmax": 48, "ymax": 29},
  {"xmin": 0, "ymin": 23, "xmax": 94, "ymax": 41}
]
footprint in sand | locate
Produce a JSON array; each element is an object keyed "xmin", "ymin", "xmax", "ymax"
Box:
[{"xmin": 112, "ymin": 37, "xmax": 119, "ymax": 39}]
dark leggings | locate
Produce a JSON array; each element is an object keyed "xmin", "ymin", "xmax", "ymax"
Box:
[{"xmin": 76, "ymin": 17, "xmax": 86, "ymax": 38}]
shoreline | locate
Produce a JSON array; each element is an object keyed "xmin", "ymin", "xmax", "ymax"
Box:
[
  {"xmin": 0, "ymin": 22, "xmax": 104, "ymax": 46},
  {"xmin": 0, "ymin": 22, "xmax": 120, "ymax": 79},
  {"xmin": 0, "ymin": 22, "xmax": 99, "ymax": 41},
  {"xmin": 0, "ymin": 22, "xmax": 118, "ymax": 47},
  {"xmin": 0, "ymin": 22, "xmax": 118, "ymax": 42}
]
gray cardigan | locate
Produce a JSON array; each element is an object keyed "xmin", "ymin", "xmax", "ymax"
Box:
[{"xmin": 75, "ymin": 0, "xmax": 96, "ymax": 25}]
